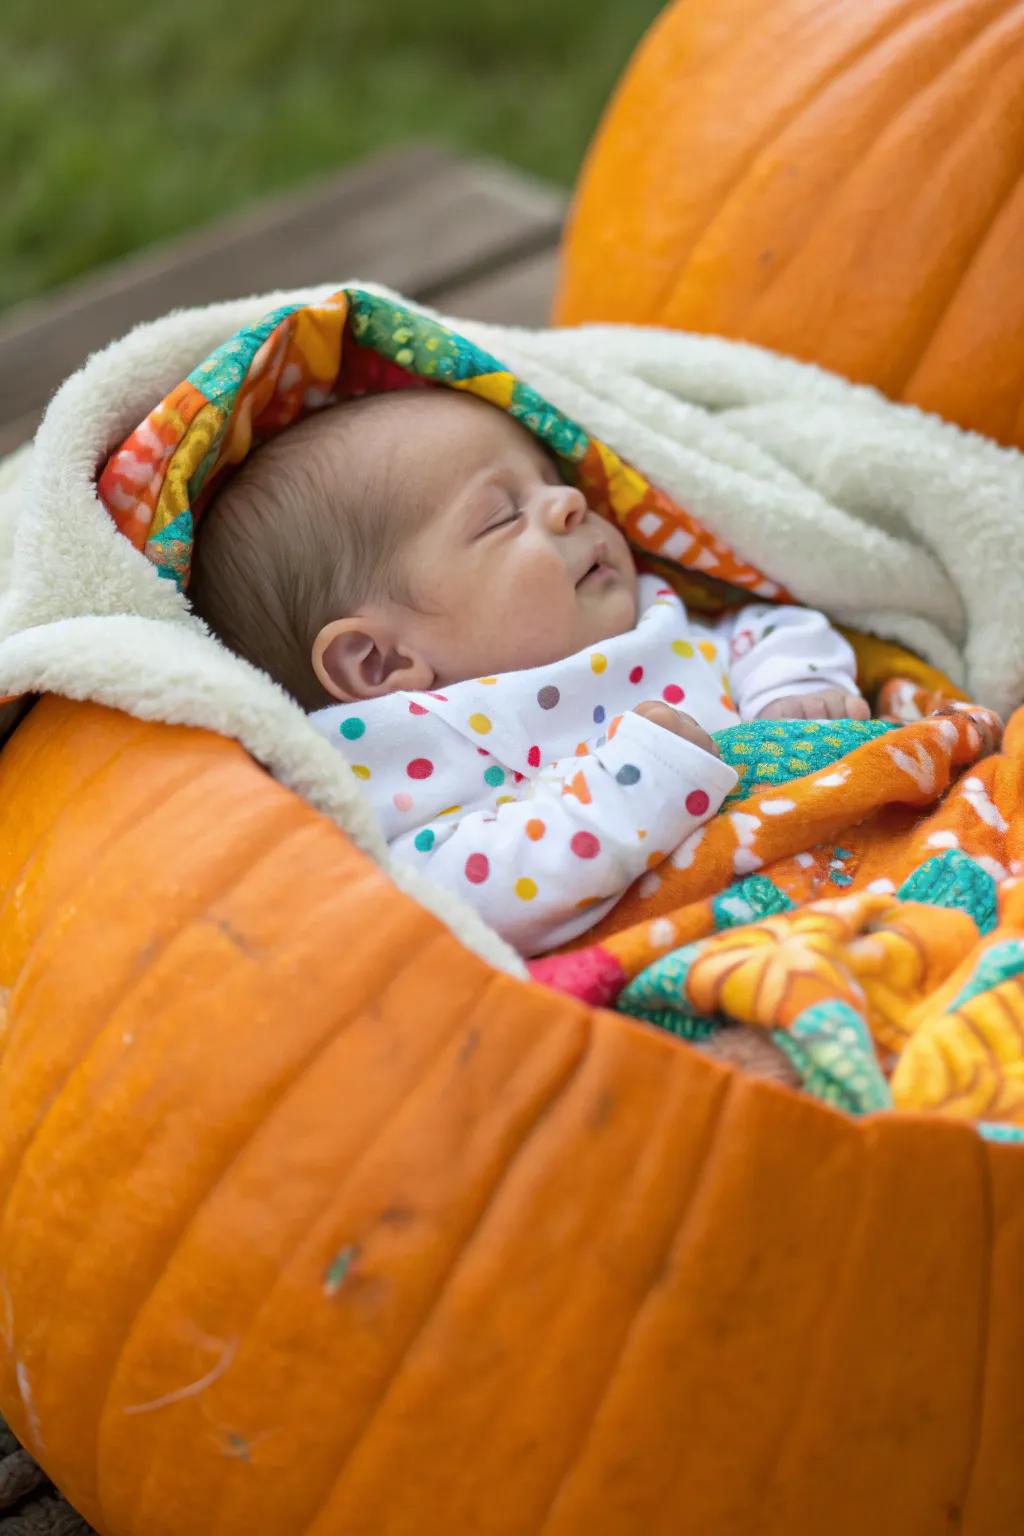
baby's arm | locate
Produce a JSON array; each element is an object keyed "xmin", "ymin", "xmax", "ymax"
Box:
[
  {"xmin": 713, "ymin": 605, "xmax": 864, "ymax": 721},
  {"xmin": 391, "ymin": 711, "xmax": 738, "ymax": 957}
]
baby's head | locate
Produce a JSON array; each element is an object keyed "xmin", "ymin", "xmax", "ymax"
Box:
[{"xmin": 189, "ymin": 389, "xmax": 638, "ymax": 709}]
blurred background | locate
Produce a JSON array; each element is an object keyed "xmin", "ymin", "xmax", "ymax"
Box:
[{"xmin": 2, "ymin": 0, "xmax": 663, "ymax": 313}]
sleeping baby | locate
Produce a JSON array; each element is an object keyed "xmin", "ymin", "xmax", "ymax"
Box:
[{"xmin": 189, "ymin": 387, "xmax": 867, "ymax": 959}]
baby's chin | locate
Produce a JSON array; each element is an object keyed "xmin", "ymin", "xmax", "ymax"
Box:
[{"xmin": 579, "ymin": 581, "xmax": 639, "ymax": 647}]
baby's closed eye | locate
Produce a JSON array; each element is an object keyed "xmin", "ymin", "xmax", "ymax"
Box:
[{"xmin": 479, "ymin": 505, "xmax": 523, "ymax": 537}]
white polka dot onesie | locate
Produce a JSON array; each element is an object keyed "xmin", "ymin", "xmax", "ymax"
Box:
[{"xmin": 311, "ymin": 576, "xmax": 857, "ymax": 955}]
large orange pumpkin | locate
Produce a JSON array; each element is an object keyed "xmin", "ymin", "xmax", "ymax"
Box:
[
  {"xmin": 1, "ymin": 695, "xmax": 1023, "ymax": 1535},
  {"xmin": 556, "ymin": 0, "xmax": 1024, "ymax": 451}
]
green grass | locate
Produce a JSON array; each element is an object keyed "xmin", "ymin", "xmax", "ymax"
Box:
[{"xmin": 2, "ymin": 0, "xmax": 664, "ymax": 312}]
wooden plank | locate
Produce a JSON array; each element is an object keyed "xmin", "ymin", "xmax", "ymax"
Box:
[
  {"xmin": 0, "ymin": 145, "xmax": 565, "ymax": 451},
  {"xmin": 431, "ymin": 245, "xmax": 561, "ymax": 328}
]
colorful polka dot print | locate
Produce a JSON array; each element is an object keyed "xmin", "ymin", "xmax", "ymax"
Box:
[
  {"xmin": 465, "ymin": 853, "xmax": 490, "ymax": 884},
  {"xmin": 305, "ymin": 573, "xmax": 863, "ymax": 959},
  {"xmin": 571, "ymin": 832, "xmax": 601, "ymax": 860}
]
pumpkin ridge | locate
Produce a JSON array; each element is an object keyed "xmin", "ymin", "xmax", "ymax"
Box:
[
  {"xmin": 98, "ymin": 920, "xmax": 477, "ymax": 1533},
  {"xmin": 721, "ymin": 0, "xmax": 1024, "ymax": 392},
  {"xmin": 300, "ymin": 1018, "xmax": 596, "ymax": 1534},
  {"xmin": 0, "ymin": 738, "xmax": 198, "ymax": 946},
  {"xmin": 891, "ymin": 161, "xmax": 1024, "ymax": 399},
  {"xmin": 753, "ymin": 1123, "xmax": 875, "ymax": 1498},
  {"xmin": 952, "ymin": 1143, "xmax": 994, "ymax": 1531},
  {"xmin": 5, "ymin": 750, "xmax": 308, "ymax": 1045},
  {"xmin": 0, "ymin": 785, "xmax": 314, "ymax": 1229},
  {"xmin": 738, "ymin": 0, "xmax": 1012, "ymax": 324},
  {"xmin": 734, "ymin": 1122, "xmax": 874, "ymax": 1513},
  {"xmin": 876, "ymin": 1, "xmax": 1024, "ymax": 396},
  {"xmin": 531, "ymin": 1069, "xmax": 735, "ymax": 1534},
  {"xmin": 0, "ymin": 710, "xmax": 155, "ymax": 947},
  {"xmin": 557, "ymin": 0, "xmax": 780, "ymax": 328},
  {"xmin": 653, "ymin": 0, "xmax": 941, "ymax": 318},
  {"xmin": 903, "ymin": 172, "xmax": 1024, "ymax": 445}
]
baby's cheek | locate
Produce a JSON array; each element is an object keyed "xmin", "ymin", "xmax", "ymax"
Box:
[{"xmin": 515, "ymin": 561, "xmax": 573, "ymax": 628}]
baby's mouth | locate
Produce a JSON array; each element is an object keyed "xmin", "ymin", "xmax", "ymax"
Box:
[{"xmin": 577, "ymin": 540, "xmax": 615, "ymax": 587}]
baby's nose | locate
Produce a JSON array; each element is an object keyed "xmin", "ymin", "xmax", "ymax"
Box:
[{"xmin": 544, "ymin": 483, "xmax": 588, "ymax": 533}]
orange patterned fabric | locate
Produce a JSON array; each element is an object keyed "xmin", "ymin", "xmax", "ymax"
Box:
[{"xmin": 533, "ymin": 703, "xmax": 1024, "ymax": 1133}]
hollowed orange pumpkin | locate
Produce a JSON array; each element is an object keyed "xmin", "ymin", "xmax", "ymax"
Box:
[
  {"xmin": 1, "ymin": 696, "xmax": 1022, "ymax": 1534},
  {"xmin": 555, "ymin": 0, "xmax": 1024, "ymax": 451}
]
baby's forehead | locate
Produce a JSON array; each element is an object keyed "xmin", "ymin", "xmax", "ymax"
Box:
[
  {"xmin": 344, "ymin": 386, "xmax": 536, "ymax": 452},
  {"xmin": 317, "ymin": 388, "xmax": 550, "ymax": 503}
]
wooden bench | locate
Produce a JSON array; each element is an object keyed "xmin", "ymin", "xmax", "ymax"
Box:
[{"xmin": 0, "ymin": 144, "xmax": 566, "ymax": 458}]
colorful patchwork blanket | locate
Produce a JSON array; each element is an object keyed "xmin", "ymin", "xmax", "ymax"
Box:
[
  {"xmin": 1, "ymin": 283, "xmax": 1023, "ymax": 1140},
  {"xmin": 533, "ymin": 707, "xmax": 1023, "ymax": 1138}
]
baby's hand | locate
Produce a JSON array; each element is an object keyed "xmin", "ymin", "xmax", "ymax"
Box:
[
  {"xmin": 756, "ymin": 687, "xmax": 870, "ymax": 722},
  {"xmin": 633, "ymin": 701, "xmax": 721, "ymax": 758}
]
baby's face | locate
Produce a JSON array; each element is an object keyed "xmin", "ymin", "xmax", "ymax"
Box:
[{"xmin": 367, "ymin": 392, "xmax": 638, "ymax": 684}]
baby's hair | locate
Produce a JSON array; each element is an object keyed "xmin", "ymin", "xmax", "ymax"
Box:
[{"xmin": 189, "ymin": 391, "xmax": 430, "ymax": 709}]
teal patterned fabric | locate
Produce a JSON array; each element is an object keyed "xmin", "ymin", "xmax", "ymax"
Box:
[
  {"xmin": 899, "ymin": 848, "xmax": 999, "ymax": 936},
  {"xmin": 348, "ymin": 292, "xmax": 591, "ymax": 459},
  {"xmin": 772, "ymin": 1000, "xmax": 892, "ymax": 1114},
  {"xmin": 945, "ymin": 936, "xmax": 1024, "ymax": 1011},
  {"xmin": 713, "ymin": 717, "xmax": 899, "ymax": 806}
]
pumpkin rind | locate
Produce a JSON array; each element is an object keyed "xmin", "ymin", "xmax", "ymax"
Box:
[
  {"xmin": 555, "ymin": 0, "xmax": 1024, "ymax": 450},
  {"xmin": 0, "ymin": 696, "xmax": 1022, "ymax": 1535}
]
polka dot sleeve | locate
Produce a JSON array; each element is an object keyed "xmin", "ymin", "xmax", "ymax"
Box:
[
  {"xmin": 711, "ymin": 605, "xmax": 860, "ymax": 720},
  {"xmin": 389, "ymin": 711, "xmax": 738, "ymax": 958}
]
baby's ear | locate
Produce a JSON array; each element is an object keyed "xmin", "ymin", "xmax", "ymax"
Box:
[{"xmin": 312, "ymin": 616, "xmax": 434, "ymax": 702}]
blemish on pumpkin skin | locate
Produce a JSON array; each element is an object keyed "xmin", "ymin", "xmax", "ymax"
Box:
[
  {"xmin": 133, "ymin": 938, "xmax": 163, "ymax": 974},
  {"xmin": 378, "ymin": 1205, "xmax": 416, "ymax": 1228},
  {"xmin": 322, "ymin": 1246, "xmax": 389, "ymax": 1310},
  {"xmin": 323, "ymin": 1243, "xmax": 361, "ymax": 1297},
  {"xmin": 219, "ymin": 1427, "xmax": 277, "ymax": 1463},
  {"xmin": 588, "ymin": 1091, "xmax": 616, "ymax": 1131},
  {"xmin": 458, "ymin": 1029, "xmax": 480, "ymax": 1065},
  {"xmin": 204, "ymin": 914, "xmax": 262, "ymax": 959},
  {"xmin": 123, "ymin": 1337, "xmax": 238, "ymax": 1415}
]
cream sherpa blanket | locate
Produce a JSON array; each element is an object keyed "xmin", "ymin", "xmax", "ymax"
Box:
[{"xmin": 1, "ymin": 281, "xmax": 1023, "ymax": 976}]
